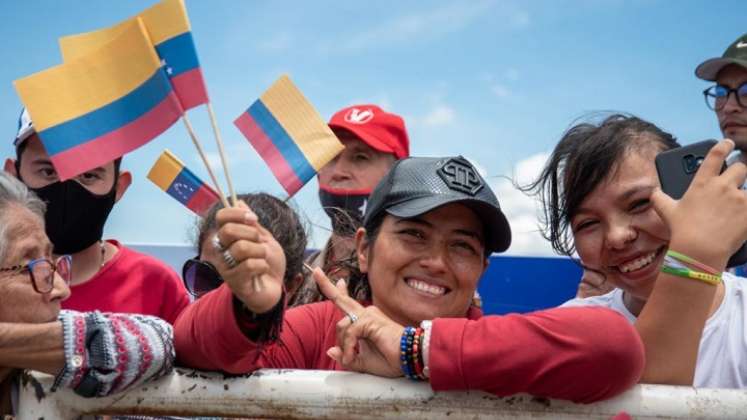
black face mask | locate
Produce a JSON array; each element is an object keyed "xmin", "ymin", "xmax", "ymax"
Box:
[
  {"xmin": 319, "ymin": 186, "xmax": 371, "ymax": 236},
  {"xmin": 30, "ymin": 180, "xmax": 117, "ymax": 255}
]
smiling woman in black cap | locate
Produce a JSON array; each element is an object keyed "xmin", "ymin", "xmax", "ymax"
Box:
[{"xmin": 174, "ymin": 156, "xmax": 643, "ymax": 403}]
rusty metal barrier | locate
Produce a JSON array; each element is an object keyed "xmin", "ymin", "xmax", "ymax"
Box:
[{"xmin": 16, "ymin": 368, "xmax": 747, "ymax": 419}]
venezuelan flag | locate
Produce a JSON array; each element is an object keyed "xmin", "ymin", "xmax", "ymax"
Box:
[
  {"xmin": 14, "ymin": 19, "xmax": 183, "ymax": 181},
  {"xmin": 59, "ymin": 0, "xmax": 208, "ymax": 111},
  {"xmin": 148, "ymin": 149, "xmax": 220, "ymax": 215},
  {"xmin": 234, "ymin": 75, "xmax": 344, "ymax": 196}
]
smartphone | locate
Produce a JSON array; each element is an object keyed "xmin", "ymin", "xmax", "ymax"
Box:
[{"xmin": 655, "ymin": 140, "xmax": 747, "ymax": 267}]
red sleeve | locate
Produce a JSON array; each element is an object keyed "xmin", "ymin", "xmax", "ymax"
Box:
[
  {"xmin": 174, "ymin": 284, "xmax": 340, "ymax": 373},
  {"xmin": 157, "ymin": 266, "xmax": 191, "ymax": 325},
  {"xmin": 429, "ymin": 306, "xmax": 644, "ymax": 403}
]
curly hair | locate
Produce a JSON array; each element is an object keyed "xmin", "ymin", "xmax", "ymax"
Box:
[{"xmin": 195, "ymin": 193, "xmax": 308, "ymax": 289}]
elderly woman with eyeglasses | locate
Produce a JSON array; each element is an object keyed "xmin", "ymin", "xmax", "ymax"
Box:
[
  {"xmin": 0, "ymin": 172, "xmax": 174, "ymax": 416},
  {"xmin": 175, "ymin": 156, "xmax": 645, "ymax": 403}
]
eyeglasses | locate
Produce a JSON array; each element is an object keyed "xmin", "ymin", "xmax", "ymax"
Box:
[
  {"xmin": 703, "ymin": 83, "xmax": 747, "ymax": 111},
  {"xmin": 0, "ymin": 255, "xmax": 72, "ymax": 294},
  {"xmin": 182, "ymin": 257, "xmax": 223, "ymax": 298}
]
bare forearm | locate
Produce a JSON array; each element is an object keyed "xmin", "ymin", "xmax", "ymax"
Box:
[
  {"xmin": 0, "ymin": 322, "xmax": 64, "ymax": 375},
  {"xmin": 635, "ymin": 239, "xmax": 723, "ymax": 385}
]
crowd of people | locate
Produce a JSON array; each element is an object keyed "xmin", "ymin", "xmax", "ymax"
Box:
[{"xmin": 0, "ymin": 31, "xmax": 746, "ymax": 416}]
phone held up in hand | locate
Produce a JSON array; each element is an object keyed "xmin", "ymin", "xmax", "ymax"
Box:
[{"xmin": 655, "ymin": 140, "xmax": 747, "ymax": 267}]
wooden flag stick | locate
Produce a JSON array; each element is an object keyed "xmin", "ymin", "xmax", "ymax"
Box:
[
  {"xmin": 206, "ymin": 102, "xmax": 238, "ymax": 206},
  {"xmin": 183, "ymin": 114, "xmax": 262, "ymax": 292},
  {"xmin": 181, "ymin": 114, "xmax": 230, "ymax": 209}
]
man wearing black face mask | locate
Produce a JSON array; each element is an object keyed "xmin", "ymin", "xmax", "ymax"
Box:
[
  {"xmin": 289, "ymin": 104, "xmax": 410, "ymax": 306},
  {"xmin": 4, "ymin": 109, "xmax": 190, "ymax": 324}
]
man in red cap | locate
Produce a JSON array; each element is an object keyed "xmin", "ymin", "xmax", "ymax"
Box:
[{"xmin": 289, "ymin": 104, "xmax": 410, "ymax": 306}]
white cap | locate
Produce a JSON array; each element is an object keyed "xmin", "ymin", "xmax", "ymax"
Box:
[{"xmin": 14, "ymin": 108, "xmax": 35, "ymax": 147}]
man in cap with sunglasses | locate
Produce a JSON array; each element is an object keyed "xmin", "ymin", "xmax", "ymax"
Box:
[
  {"xmin": 4, "ymin": 109, "xmax": 190, "ymax": 324},
  {"xmin": 0, "ymin": 172, "xmax": 174, "ymax": 415},
  {"xmin": 696, "ymin": 33, "xmax": 747, "ymax": 150}
]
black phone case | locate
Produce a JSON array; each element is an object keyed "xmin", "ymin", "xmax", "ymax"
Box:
[{"xmin": 655, "ymin": 140, "xmax": 747, "ymax": 268}]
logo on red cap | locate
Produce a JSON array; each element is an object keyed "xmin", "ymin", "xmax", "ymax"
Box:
[{"xmin": 344, "ymin": 108, "xmax": 375, "ymax": 125}]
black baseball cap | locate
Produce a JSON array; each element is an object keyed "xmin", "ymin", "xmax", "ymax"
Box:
[
  {"xmin": 362, "ymin": 156, "xmax": 511, "ymax": 254},
  {"xmin": 695, "ymin": 33, "xmax": 747, "ymax": 81}
]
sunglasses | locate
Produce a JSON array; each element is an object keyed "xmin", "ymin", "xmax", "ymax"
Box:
[{"xmin": 182, "ymin": 257, "xmax": 223, "ymax": 298}]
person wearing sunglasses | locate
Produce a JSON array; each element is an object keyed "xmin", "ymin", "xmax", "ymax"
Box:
[
  {"xmin": 182, "ymin": 192, "xmax": 307, "ymax": 304},
  {"xmin": 0, "ymin": 172, "xmax": 175, "ymax": 416},
  {"xmin": 696, "ymin": 33, "xmax": 747, "ymax": 150}
]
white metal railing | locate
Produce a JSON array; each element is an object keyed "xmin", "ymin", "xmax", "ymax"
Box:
[{"xmin": 16, "ymin": 368, "xmax": 747, "ymax": 419}]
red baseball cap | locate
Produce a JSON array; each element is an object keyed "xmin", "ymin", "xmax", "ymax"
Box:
[{"xmin": 328, "ymin": 104, "xmax": 410, "ymax": 159}]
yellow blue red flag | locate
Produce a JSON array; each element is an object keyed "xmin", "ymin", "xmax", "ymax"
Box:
[
  {"xmin": 234, "ymin": 75, "xmax": 344, "ymax": 196},
  {"xmin": 59, "ymin": 0, "xmax": 208, "ymax": 111},
  {"xmin": 148, "ymin": 149, "xmax": 220, "ymax": 215},
  {"xmin": 14, "ymin": 19, "xmax": 183, "ymax": 181}
]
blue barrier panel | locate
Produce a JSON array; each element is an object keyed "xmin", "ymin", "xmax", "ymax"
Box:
[
  {"xmin": 478, "ymin": 255, "xmax": 582, "ymax": 315},
  {"xmin": 129, "ymin": 244, "xmax": 583, "ymax": 315}
]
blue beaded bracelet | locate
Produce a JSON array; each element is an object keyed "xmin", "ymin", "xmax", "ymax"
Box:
[{"xmin": 400, "ymin": 326, "xmax": 418, "ymax": 380}]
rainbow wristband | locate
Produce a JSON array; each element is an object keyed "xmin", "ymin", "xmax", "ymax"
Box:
[
  {"xmin": 661, "ymin": 265, "xmax": 721, "ymax": 286},
  {"xmin": 666, "ymin": 250, "xmax": 719, "ymax": 275}
]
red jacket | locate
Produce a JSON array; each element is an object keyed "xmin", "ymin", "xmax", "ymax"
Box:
[{"xmin": 175, "ymin": 284, "xmax": 643, "ymax": 403}]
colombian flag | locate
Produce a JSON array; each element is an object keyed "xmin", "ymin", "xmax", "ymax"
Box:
[
  {"xmin": 59, "ymin": 0, "xmax": 208, "ymax": 111},
  {"xmin": 148, "ymin": 149, "xmax": 220, "ymax": 215},
  {"xmin": 14, "ymin": 19, "xmax": 183, "ymax": 181},
  {"xmin": 234, "ymin": 75, "xmax": 344, "ymax": 196}
]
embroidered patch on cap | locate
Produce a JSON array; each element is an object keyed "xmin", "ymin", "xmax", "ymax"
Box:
[{"xmin": 437, "ymin": 157, "xmax": 484, "ymax": 196}]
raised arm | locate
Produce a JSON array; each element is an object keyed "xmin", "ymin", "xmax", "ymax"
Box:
[
  {"xmin": 638, "ymin": 139, "xmax": 747, "ymax": 384},
  {"xmin": 174, "ymin": 201, "xmax": 295, "ymax": 372}
]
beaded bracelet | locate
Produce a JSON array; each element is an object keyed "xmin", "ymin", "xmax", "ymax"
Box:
[
  {"xmin": 400, "ymin": 326, "xmax": 426, "ymax": 381},
  {"xmin": 412, "ymin": 328, "xmax": 424, "ymax": 378},
  {"xmin": 400, "ymin": 326, "xmax": 416, "ymax": 379}
]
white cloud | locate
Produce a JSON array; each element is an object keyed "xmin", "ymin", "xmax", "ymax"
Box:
[
  {"xmin": 489, "ymin": 152, "xmax": 556, "ymax": 256},
  {"xmin": 505, "ymin": 68, "xmax": 520, "ymax": 81},
  {"xmin": 192, "ymin": 141, "xmax": 260, "ymax": 182},
  {"xmin": 256, "ymin": 32, "xmax": 292, "ymax": 52},
  {"xmin": 329, "ymin": 0, "xmax": 496, "ymax": 52},
  {"xmin": 491, "ymin": 84, "xmax": 512, "ymax": 98},
  {"xmin": 346, "ymin": 93, "xmax": 394, "ymax": 113},
  {"xmin": 511, "ymin": 10, "xmax": 531, "ymax": 28},
  {"xmin": 423, "ymin": 104, "xmax": 456, "ymax": 127}
]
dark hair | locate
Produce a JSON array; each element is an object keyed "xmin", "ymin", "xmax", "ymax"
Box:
[
  {"xmin": 196, "ymin": 193, "xmax": 308, "ymax": 288},
  {"xmin": 523, "ymin": 113, "xmax": 680, "ymax": 256},
  {"xmin": 325, "ymin": 212, "xmax": 389, "ymax": 302}
]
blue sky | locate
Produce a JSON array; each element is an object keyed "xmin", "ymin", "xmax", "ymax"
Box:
[{"xmin": 1, "ymin": 0, "xmax": 745, "ymax": 254}]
